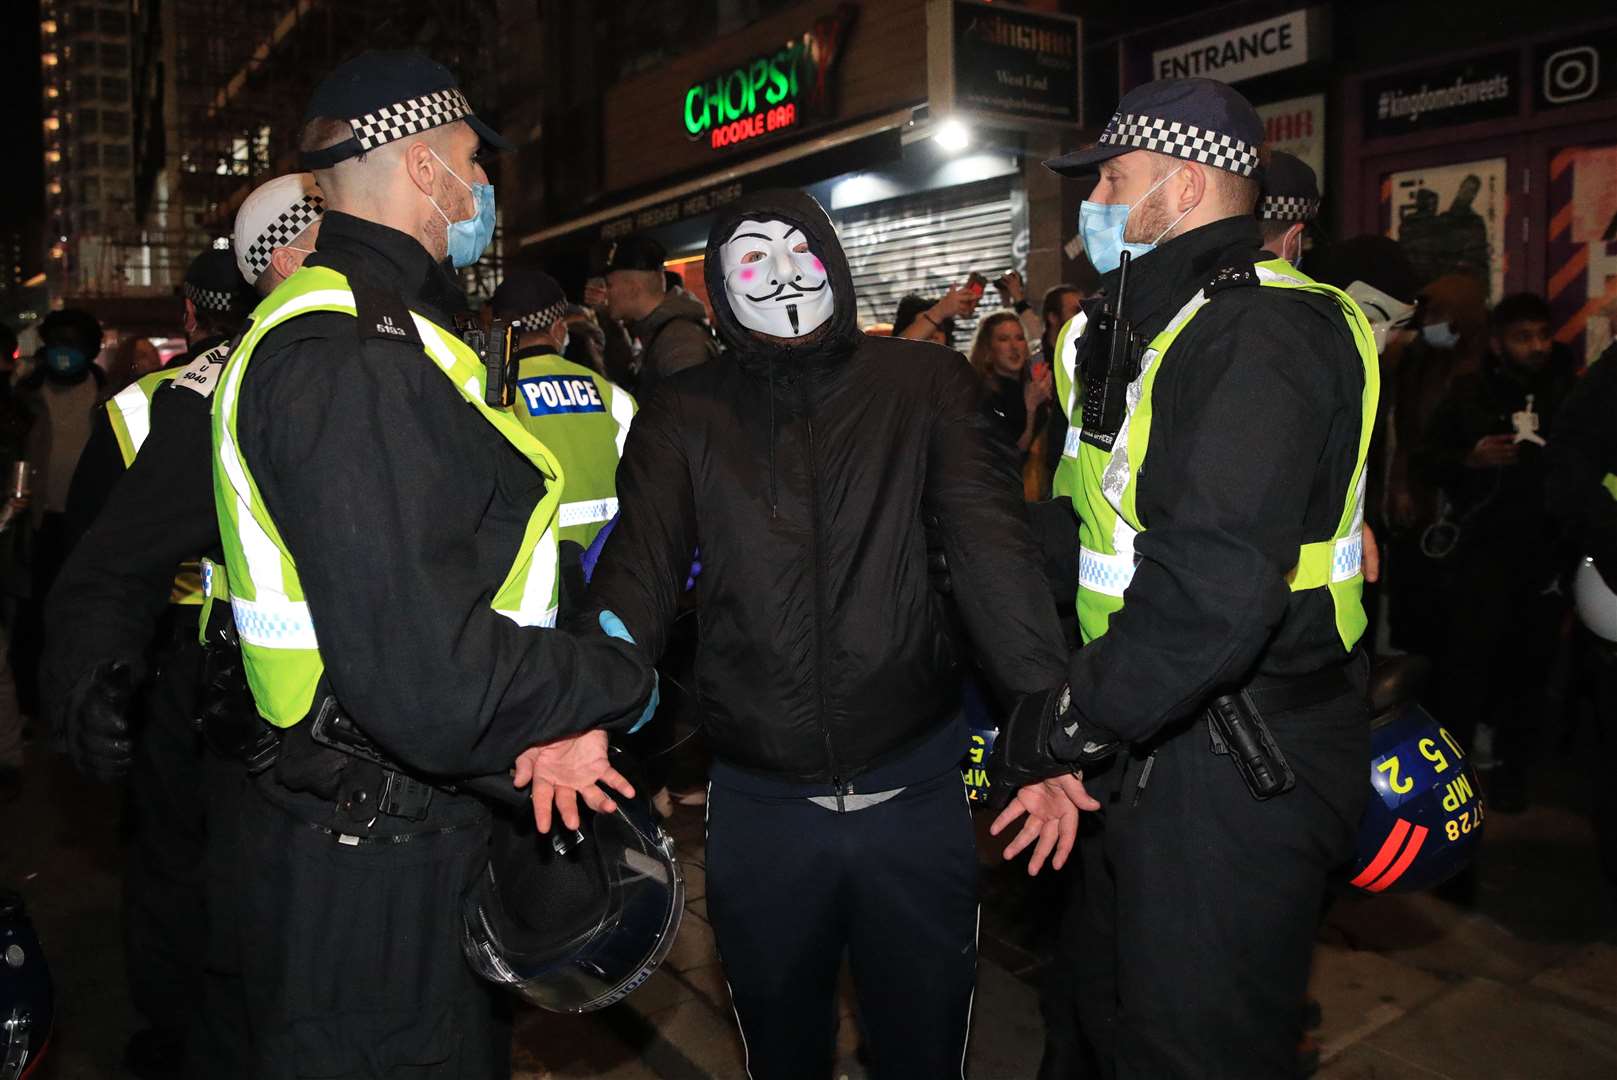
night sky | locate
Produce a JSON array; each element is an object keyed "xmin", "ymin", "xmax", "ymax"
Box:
[{"xmin": 2, "ymin": 0, "xmax": 44, "ymax": 238}]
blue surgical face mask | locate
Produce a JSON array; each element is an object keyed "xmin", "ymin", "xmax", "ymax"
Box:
[
  {"xmin": 1421, "ymin": 320, "xmax": 1459, "ymax": 350},
  {"xmin": 1079, "ymin": 166, "xmax": 1188, "ymax": 275},
  {"xmin": 427, "ymin": 148, "xmax": 495, "ymax": 269}
]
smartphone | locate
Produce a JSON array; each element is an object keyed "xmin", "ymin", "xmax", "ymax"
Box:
[{"xmin": 966, "ymin": 271, "xmax": 988, "ymax": 298}]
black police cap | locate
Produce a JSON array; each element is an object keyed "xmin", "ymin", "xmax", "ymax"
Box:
[
  {"xmin": 1259, "ymin": 151, "xmax": 1321, "ymax": 223},
  {"xmin": 1046, "ymin": 77, "xmax": 1264, "ymax": 179},
  {"xmin": 300, "ymin": 50, "xmax": 512, "ymax": 170},
  {"xmin": 491, "ymin": 270, "xmax": 568, "ymax": 332},
  {"xmin": 182, "ymin": 246, "xmax": 252, "ymax": 313},
  {"xmin": 601, "ymin": 234, "xmax": 668, "ymax": 275}
]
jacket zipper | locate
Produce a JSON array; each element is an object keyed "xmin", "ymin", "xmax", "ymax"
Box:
[{"xmin": 800, "ymin": 377, "xmax": 846, "ymax": 810}]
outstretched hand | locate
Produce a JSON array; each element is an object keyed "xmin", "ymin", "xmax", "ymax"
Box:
[
  {"xmin": 512, "ymin": 729, "xmax": 635, "ymax": 833},
  {"xmin": 989, "ymin": 773, "xmax": 1100, "ymax": 876}
]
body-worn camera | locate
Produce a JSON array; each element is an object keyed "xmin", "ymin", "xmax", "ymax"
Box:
[{"xmin": 457, "ymin": 316, "xmax": 517, "ymax": 408}]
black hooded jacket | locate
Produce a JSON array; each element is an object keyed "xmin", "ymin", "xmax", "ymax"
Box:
[{"xmin": 587, "ymin": 189, "xmax": 1067, "ymax": 787}]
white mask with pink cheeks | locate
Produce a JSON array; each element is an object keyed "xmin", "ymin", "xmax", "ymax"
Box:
[{"xmin": 719, "ymin": 218, "xmax": 834, "ymax": 339}]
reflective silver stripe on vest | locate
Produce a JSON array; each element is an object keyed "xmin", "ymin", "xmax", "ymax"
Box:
[
  {"xmin": 607, "ymin": 384, "xmax": 634, "ymax": 458},
  {"xmin": 110, "ymin": 382, "xmax": 154, "ymax": 454},
  {"xmin": 1082, "ymin": 532, "xmax": 1363, "ymax": 599},
  {"xmin": 560, "ymin": 497, "xmax": 620, "ymax": 529},
  {"xmin": 230, "ymin": 595, "xmax": 319, "ymax": 650},
  {"xmin": 1078, "ymin": 546, "xmax": 1135, "ymax": 598}
]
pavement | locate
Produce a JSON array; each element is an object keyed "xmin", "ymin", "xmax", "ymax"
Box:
[{"xmin": 6, "ymin": 742, "xmax": 1616, "ymax": 1079}]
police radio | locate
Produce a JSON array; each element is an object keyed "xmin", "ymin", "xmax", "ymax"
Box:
[
  {"xmin": 1079, "ymin": 250, "xmax": 1143, "ymax": 448},
  {"xmin": 458, "ymin": 317, "xmax": 518, "ymax": 408}
]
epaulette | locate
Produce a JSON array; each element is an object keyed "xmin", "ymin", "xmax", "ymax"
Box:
[
  {"xmin": 170, "ymin": 339, "xmax": 233, "ymax": 399},
  {"xmin": 1203, "ymin": 261, "xmax": 1259, "ymax": 296},
  {"xmin": 351, "ymin": 282, "xmax": 422, "ymax": 346}
]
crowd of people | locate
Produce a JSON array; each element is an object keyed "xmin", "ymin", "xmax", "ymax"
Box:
[{"xmin": 5, "ymin": 48, "xmax": 1616, "ymax": 1080}]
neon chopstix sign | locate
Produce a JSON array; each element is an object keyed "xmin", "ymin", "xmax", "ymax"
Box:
[{"xmin": 681, "ymin": 4, "xmax": 857, "ymax": 152}]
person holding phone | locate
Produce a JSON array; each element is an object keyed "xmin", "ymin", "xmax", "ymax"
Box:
[{"xmin": 968, "ymin": 309, "xmax": 1053, "ymax": 458}]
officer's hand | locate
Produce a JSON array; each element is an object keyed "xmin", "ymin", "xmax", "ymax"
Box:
[
  {"xmin": 1362, "ymin": 522, "xmax": 1381, "ymax": 585},
  {"xmin": 513, "ymin": 729, "xmax": 636, "ymax": 834},
  {"xmin": 1466, "ymin": 434, "xmax": 1519, "ymax": 469},
  {"xmin": 62, "ymin": 660, "xmax": 139, "ymax": 782},
  {"xmin": 989, "ymin": 774, "xmax": 1100, "ymax": 876}
]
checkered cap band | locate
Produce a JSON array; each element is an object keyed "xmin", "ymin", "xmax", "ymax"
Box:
[
  {"xmin": 183, "ymin": 281, "xmax": 235, "ymax": 312},
  {"xmin": 1099, "ymin": 112, "xmax": 1262, "ymax": 178},
  {"xmin": 1259, "ymin": 195, "xmax": 1320, "ymax": 222},
  {"xmin": 513, "ymin": 299, "xmax": 568, "ymax": 333},
  {"xmin": 244, "ymin": 193, "xmax": 325, "ymax": 279},
  {"xmin": 349, "ymin": 87, "xmax": 472, "ymax": 152}
]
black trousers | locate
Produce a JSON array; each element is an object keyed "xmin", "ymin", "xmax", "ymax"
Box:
[
  {"xmin": 231, "ymin": 776, "xmax": 511, "ymax": 1079},
  {"xmin": 1072, "ymin": 682, "xmax": 1368, "ymax": 1080},
  {"xmin": 123, "ymin": 619, "xmax": 207, "ymax": 1040},
  {"xmin": 705, "ymin": 771, "xmax": 979, "ymax": 1080}
]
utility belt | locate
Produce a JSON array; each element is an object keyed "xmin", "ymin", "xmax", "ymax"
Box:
[
  {"xmin": 194, "ymin": 558, "xmax": 446, "ymax": 828},
  {"xmin": 1202, "ymin": 659, "xmax": 1358, "ymax": 801}
]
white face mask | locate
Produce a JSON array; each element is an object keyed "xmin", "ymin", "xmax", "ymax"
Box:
[{"xmin": 719, "ymin": 218, "xmax": 834, "ymax": 339}]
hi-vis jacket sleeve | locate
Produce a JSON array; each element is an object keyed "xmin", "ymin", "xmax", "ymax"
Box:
[{"xmin": 237, "ymin": 319, "xmax": 656, "ymax": 779}]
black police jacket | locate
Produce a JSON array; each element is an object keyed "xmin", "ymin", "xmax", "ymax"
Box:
[
  {"xmin": 44, "ymin": 343, "xmax": 226, "ymax": 710},
  {"xmin": 1063, "ymin": 216, "xmax": 1369, "ymax": 747},
  {"xmin": 587, "ymin": 189, "xmax": 1068, "ymax": 787},
  {"xmin": 1547, "ymin": 342, "xmax": 1617, "ymax": 586},
  {"xmin": 229, "ymin": 212, "xmax": 654, "ymax": 779}
]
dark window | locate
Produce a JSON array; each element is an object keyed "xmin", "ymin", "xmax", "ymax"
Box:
[
  {"xmin": 100, "ymin": 44, "xmax": 128, "ymax": 70},
  {"xmin": 98, "ymin": 10, "xmax": 127, "ymax": 34},
  {"xmin": 102, "ymin": 76, "xmax": 128, "ymax": 101},
  {"xmin": 104, "ymin": 144, "xmax": 130, "ymax": 167},
  {"xmin": 76, "ymin": 108, "xmax": 99, "ymax": 133},
  {"xmin": 77, "ymin": 143, "xmax": 100, "ymax": 166},
  {"xmin": 102, "ymin": 110, "xmax": 128, "ymax": 136},
  {"xmin": 79, "ymin": 208, "xmax": 100, "ymax": 228},
  {"xmin": 80, "ymin": 176, "xmax": 100, "ymax": 200}
]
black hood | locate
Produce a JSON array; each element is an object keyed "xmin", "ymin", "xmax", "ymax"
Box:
[{"xmin": 704, "ymin": 189, "xmax": 863, "ymax": 371}]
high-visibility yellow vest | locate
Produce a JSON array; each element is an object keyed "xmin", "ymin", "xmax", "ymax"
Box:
[
  {"xmin": 507, "ymin": 351, "xmax": 635, "ymax": 550},
  {"xmin": 105, "ymin": 365, "xmax": 206, "ymax": 605},
  {"xmin": 1051, "ymin": 258, "xmax": 1381, "ymax": 651},
  {"xmin": 211, "ymin": 266, "xmax": 567, "ymax": 727}
]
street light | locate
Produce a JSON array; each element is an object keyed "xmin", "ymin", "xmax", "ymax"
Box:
[{"xmin": 934, "ymin": 118, "xmax": 971, "ymax": 153}]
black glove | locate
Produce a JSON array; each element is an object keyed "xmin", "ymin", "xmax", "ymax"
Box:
[
  {"xmin": 986, "ymin": 685, "xmax": 1119, "ymax": 811},
  {"xmin": 62, "ymin": 660, "xmax": 140, "ymax": 782}
]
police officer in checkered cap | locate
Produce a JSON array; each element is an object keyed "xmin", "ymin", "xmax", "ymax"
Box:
[
  {"xmin": 232, "ymin": 172, "xmax": 324, "ymax": 295},
  {"xmin": 44, "ymin": 163, "xmax": 338, "ymax": 1071},
  {"xmin": 492, "ymin": 268, "xmax": 637, "ymax": 552},
  {"xmin": 995, "ymin": 77, "xmax": 1384, "ymax": 1077},
  {"xmin": 198, "ymin": 51, "xmax": 658, "ymax": 1077},
  {"xmin": 1257, "ymin": 150, "xmax": 1322, "ymax": 269}
]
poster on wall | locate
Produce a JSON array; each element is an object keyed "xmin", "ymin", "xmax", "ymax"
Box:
[
  {"xmin": 1546, "ymin": 142, "xmax": 1617, "ymax": 365},
  {"xmin": 1382, "ymin": 158, "xmax": 1507, "ymax": 300},
  {"xmin": 1256, "ymin": 94, "xmax": 1326, "ymax": 193}
]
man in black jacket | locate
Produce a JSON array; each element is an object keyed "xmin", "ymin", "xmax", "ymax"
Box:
[
  {"xmin": 1416, "ymin": 292, "xmax": 1573, "ymax": 811},
  {"xmin": 587, "ymin": 188, "xmax": 1088, "ymax": 1077}
]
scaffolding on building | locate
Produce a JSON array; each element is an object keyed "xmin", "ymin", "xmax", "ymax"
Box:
[{"xmin": 91, "ymin": 0, "xmax": 505, "ymax": 302}]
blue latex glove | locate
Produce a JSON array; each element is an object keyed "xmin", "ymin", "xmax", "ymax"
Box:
[
  {"xmin": 581, "ymin": 516, "xmax": 618, "ymax": 584},
  {"xmin": 600, "ymin": 609, "xmax": 658, "ymax": 733}
]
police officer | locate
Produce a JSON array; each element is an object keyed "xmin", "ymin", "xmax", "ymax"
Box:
[
  {"xmin": 45, "ymin": 244, "xmax": 252, "ymax": 1077},
  {"xmin": 211, "ymin": 52, "xmax": 655, "ymax": 1076},
  {"xmin": 1257, "ymin": 150, "xmax": 1321, "ymax": 268},
  {"xmin": 1547, "ymin": 341, "xmax": 1617, "ymax": 891},
  {"xmin": 43, "ymin": 176, "xmax": 323, "ymax": 1077},
  {"xmin": 491, "ymin": 268, "xmax": 634, "ymax": 552},
  {"xmin": 994, "ymin": 78, "xmax": 1379, "ymax": 1077}
]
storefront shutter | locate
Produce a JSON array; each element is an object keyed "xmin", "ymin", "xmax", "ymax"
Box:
[{"xmin": 834, "ymin": 176, "xmax": 1017, "ymax": 344}]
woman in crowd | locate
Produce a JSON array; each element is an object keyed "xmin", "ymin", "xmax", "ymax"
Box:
[{"xmin": 968, "ymin": 309, "xmax": 1053, "ymax": 464}]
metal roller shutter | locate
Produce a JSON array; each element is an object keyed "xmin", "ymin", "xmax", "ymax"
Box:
[{"xmin": 834, "ymin": 176, "xmax": 1018, "ymax": 343}]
